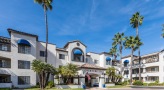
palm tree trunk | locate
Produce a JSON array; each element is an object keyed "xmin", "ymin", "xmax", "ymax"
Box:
[
  {"xmin": 136, "ymin": 27, "xmax": 141, "ymax": 81},
  {"xmin": 44, "ymin": 6, "xmax": 48, "ymax": 63},
  {"xmin": 119, "ymin": 44, "xmax": 123, "ymax": 76},
  {"xmin": 130, "ymin": 49, "xmax": 134, "ymax": 85}
]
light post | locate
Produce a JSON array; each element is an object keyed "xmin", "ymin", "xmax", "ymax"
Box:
[
  {"xmin": 111, "ymin": 57, "xmax": 113, "ymax": 66},
  {"xmin": 59, "ymin": 74, "xmax": 61, "ymax": 84},
  {"xmin": 147, "ymin": 75, "xmax": 149, "ymax": 86}
]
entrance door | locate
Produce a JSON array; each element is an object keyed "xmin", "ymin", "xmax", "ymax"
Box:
[{"xmin": 85, "ymin": 75, "xmax": 91, "ymax": 87}]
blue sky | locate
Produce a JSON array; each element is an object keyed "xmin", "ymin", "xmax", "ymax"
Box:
[{"xmin": 0, "ymin": 0, "xmax": 164, "ymax": 56}]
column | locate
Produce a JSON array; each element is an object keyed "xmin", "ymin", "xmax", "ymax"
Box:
[{"xmin": 99, "ymin": 75, "xmax": 105, "ymax": 88}]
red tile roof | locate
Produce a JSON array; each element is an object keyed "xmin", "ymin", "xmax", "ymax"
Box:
[{"xmin": 79, "ymin": 63, "xmax": 106, "ymax": 70}]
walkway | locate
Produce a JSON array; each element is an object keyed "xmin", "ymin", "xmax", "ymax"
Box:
[{"xmin": 86, "ymin": 88, "xmax": 163, "ymax": 90}]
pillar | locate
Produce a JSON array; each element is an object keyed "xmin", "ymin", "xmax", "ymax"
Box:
[{"xmin": 99, "ymin": 75, "xmax": 105, "ymax": 88}]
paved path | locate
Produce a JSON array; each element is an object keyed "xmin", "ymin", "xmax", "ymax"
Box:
[{"xmin": 86, "ymin": 88, "xmax": 163, "ymax": 90}]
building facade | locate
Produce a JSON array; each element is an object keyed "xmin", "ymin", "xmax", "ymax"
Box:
[
  {"xmin": 122, "ymin": 51, "xmax": 164, "ymax": 83},
  {"xmin": 0, "ymin": 29, "xmax": 119, "ymax": 88},
  {"xmin": 1, "ymin": 29, "xmax": 164, "ymax": 88}
]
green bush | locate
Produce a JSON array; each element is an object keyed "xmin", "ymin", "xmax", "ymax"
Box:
[
  {"xmin": 133, "ymin": 80, "xmax": 143, "ymax": 86},
  {"xmin": 47, "ymin": 81, "xmax": 54, "ymax": 88},
  {"xmin": 155, "ymin": 80, "xmax": 159, "ymax": 84},
  {"xmin": 116, "ymin": 80, "xmax": 129, "ymax": 85}
]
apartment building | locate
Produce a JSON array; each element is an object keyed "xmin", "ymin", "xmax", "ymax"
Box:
[
  {"xmin": 0, "ymin": 29, "xmax": 120, "ymax": 88},
  {"xmin": 122, "ymin": 51, "xmax": 164, "ymax": 83}
]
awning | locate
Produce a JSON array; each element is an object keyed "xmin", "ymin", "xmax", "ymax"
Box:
[
  {"xmin": 124, "ymin": 60, "xmax": 129, "ymax": 63},
  {"xmin": 17, "ymin": 39, "xmax": 31, "ymax": 46},
  {"xmin": 74, "ymin": 49, "xmax": 82, "ymax": 55},
  {"xmin": 106, "ymin": 57, "xmax": 111, "ymax": 61}
]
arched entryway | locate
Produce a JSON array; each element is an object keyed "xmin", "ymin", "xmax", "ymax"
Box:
[{"xmin": 85, "ymin": 73, "xmax": 99, "ymax": 87}]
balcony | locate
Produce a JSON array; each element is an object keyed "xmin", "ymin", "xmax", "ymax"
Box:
[{"xmin": 0, "ymin": 74, "xmax": 12, "ymax": 88}]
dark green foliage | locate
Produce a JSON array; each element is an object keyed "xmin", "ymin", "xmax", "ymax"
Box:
[
  {"xmin": 116, "ymin": 80, "xmax": 129, "ymax": 85},
  {"xmin": 47, "ymin": 81, "xmax": 54, "ymax": 88},
  {"xmin": 133, "ymin": 80, "xmax": 143, "ymax": 86}
]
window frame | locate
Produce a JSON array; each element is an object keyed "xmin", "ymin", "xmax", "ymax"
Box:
[
  {"xmin": 0, "ymin": 59, "xmax": 11, "ymax": 68},
  {"xmin": 18, "ymin": 60, "xmax": 30, "ymax": 69},
  {"xmin": 40, "ymin": 51, "xmax": 45, "ymax": 57},
  {"xmin": 94, "ymin": 60, "xmax": 99, "ymax": 64},
  {"xmin": 59, "ymin": 54, "xmax": 65, "ymax": 60},
  {"xmin": 0, "ymin": 43, "xmax": 11, "ymax": 52},
  {"xmin": 18, "ymin": 76, "xmax": 30, "ymax": 85},
  {"xmin": 18, "ymin": 45, "xmax": 31, "ymax": 54}
]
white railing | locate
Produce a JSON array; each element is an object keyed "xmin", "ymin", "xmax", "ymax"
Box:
[{"xmin": 0, "ymin": 83, "xmax": 12, "ymax": 88}]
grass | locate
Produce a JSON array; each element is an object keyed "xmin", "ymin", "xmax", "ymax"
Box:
[
  {"xmin": 25, "ymin": 87, "xmax": 83, "ymax": 90},
  {"xmin": 107, "ymin": 85, "xmax": 130, "ymax": 88},
  {"xmin": 0, "ymin": 89, "xmax": 11, "ymax": 90}
]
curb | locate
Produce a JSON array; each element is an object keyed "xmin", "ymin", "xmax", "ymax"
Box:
[{"xmin": 131, "ymin": 86, "xmax": 164, "ymax": 89}]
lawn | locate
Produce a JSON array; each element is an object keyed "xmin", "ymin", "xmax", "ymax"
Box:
[
  {"xmin": 107, "ymin": 85, "xmax": 130, "ymax": 88},
  {"xmin": 0, "ymin": 89, "xmax": 11, "ymax": 90},
  {"xmin": 25, "ymin": 88, "xmax": 83, "ymax": 90}
]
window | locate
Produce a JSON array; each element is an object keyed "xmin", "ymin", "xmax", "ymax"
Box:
[
  {"xmin": 94, "ymin": 60, "xmax": 99, "ymax": 64},
  {"xmin": 40, "ymin": 51, "xmax": 45, "ymax": 57},
  {"xmin": 72, "ymin": 49, "xmax": 84, "ymax": 62},
  {"xmin": 124, "ymin": 63, "xmax": 128, "ymax": 67},
  {"xmin": 106, "ymin": 61, "xmax": 110, "ymax": 65},
  {"xmin": 0, "ymin": 59, "xmax": 11, "ymax": 68},
  {"xmin": 18, "ymin": 76, "xmax": 30, "ymax": 85},
  {"xmin": 124, "ymin": 70, "xmax": 129, "ymax": 75},
  {"xmin": 0, "ymin": 75, "xmax": 11, "ymax": 83},
  {"xmin": 86, "ymin": 58, "xmax": 88, "ymax": 63},
  {"xmin": 18, "ymin": 45, "xmax": 31, "ymax": 54},
  {"xmin": 59, "ymin": 54, "xmax": 65, "ymax": 59},
  {"xmin": 18, "ymin": 60, "xmax": 30, "ymax": 69},
  {"xmin": 0, "ymin": 43, "xmax": 10, "ymax": 51}
]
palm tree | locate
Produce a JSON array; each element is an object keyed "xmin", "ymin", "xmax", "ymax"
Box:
[
  {"xmin": 124, "ymin": 36, "xmax": 143, "ymax": 85},
  {"xmin": 34, "ymin": 0, "xmax": 53, "ymax": 62},
  {"xmin": 112, "ymin": 32, "xmax": 125, "ymax": 60},
  {"xmin": 161, "ymin": 24, "xmax": 164, "ymax": 38},
  {"xmin": 32, "ymin": 59, "xmax": 56, "ymax": 89},
  {"xmin": 60, "ymin": 63, "xmax": 78, "ymax": 84},
  {"xmin": 106, "ymin": 67, "xmax": 116, "ymax": 83},
  {"xmin": 106, "ymin": 67, "xmax": 122, "ymax": 83},
  {"xmin": 112, "ymin": 32, "xmax": 125, "ymax": 75},
  {"xmin": 130, "ymin": 12, "xmax": 144, "ymax": 81},
  {"xmin": 109, "ymin": 46, "xmax": 118, "ymax": 60}
]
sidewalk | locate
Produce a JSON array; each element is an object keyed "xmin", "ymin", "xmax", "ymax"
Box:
[{"xmin": 131, "ymin": 86, "xmax": 164, "ymax": 89}]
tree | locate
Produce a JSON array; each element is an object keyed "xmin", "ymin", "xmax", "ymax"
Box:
[
  {"xmin": 34, "ymin": 0, "xmax": 53, "ymax": 62},
  {"xmin": 112, "ymin": 32, "xmax": 125, "ymax": 74},
  {"xmin": 32, "ymin": 60, "xmax": 56, "ymax": 89},
  {"xmin": 106, "ymin": 67, "xmax": 122, "ymax": 83},
  {"xmin": 123, "ymin": 36, "xmax": 143, "ymax": 85},
  {"xmin": 130, "ymin": 12, "xmax": 144, "ymax": 81},
  {"xmin": 109, "ymin": 46, "xmax": 118, "ymax": 60},
  {"xmin": 161, "ymin": 24, "xmax": 164, "ymax": 38},
  {"xmin": 59, "ymin": 63, "xmax": 78, "ymax": 84}
]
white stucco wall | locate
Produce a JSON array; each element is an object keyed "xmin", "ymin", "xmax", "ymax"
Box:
[{"xmin": 10, "ymin": 32, "xmax": 36, "ymax": 88}]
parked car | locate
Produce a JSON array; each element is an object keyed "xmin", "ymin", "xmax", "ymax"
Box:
[{"xmin": 93, "ymin": 83, "xmax": 99, "ymax": 87}]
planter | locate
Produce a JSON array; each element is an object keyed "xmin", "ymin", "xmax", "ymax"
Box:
[
  {"xmin": 106, "ymin": 83, "xmax": 115, "ymax": 87},
  {"xmin": 56, "ymin": 85, "xmax": 81, "ymax": 89}
]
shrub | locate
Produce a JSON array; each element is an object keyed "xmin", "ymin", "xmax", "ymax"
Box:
[
  {"xmin": 155, "ymin": 80, "xmax": 159, "ymax": 84},
  {"xmin": 133, "ymin": 80, "xmax": 143, "ymax": 86},
  {"xmin": 116, "ymin": 80, "xmax": 129, "ymax": 85},
  {"xmin": 47, "ymin": 81, "xmax": 54, "ymax": 88}
]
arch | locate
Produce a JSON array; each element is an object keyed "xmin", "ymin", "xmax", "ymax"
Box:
[
  {"xmin": 17, "ymin": 39, "xmax": 31, "ymax": 46},
  {"xmin": 72, "ymin": 48, "xmax": 84, "ymax": 62}
]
